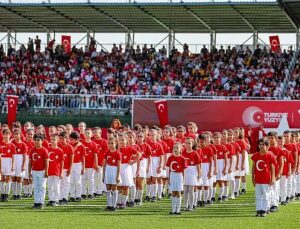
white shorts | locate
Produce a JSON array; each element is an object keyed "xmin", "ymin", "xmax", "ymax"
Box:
[
  {"xmin": 184, "ymin": 166, "xmax": 198, "ymax": 186},
  {"xmin": 210, "ymin": 162, "xmax": 216, "ymax": 185},
  {"xmin": 161, "ymin": 168, "xmax": 167, "ymax": 178},
  {"xmin": 170, "ymin": 172, "xmax": 183, "ymax": 192},
  {"xmin": 226, "ymin": 157, "xmax": 235, "ymax": 181},
  {"xmin": 104, "ymin": 165, "xmax": 120, "ymax": 185},
  {"xmin": 119, "ymin": 164, "xmax": 134, "ymax": 187},
  {"xmin": 1, "ymin": 157, "xmax": 12, "ymax": 176},
  {"xmin": 13, "ymin": 154, "xmax": 25, "ymax": 177},
  {"xmin": 131, "ymin": 163, "xmax": 137, "ymax": 179},
  {"xmin": 216, "ymin": 159, "xmax": 225, "ymax": 181},
  {"xmin": 236, "ymin": 154, "xmax": 246, "ymax": 176},
  {"xmin": 138, "ymin": 159, "xmax": 147, "ymax": 178},
  {"xmin": 201, "ymin": 163, "xmax": 210, "ymax": 187},
  {"xmin": 151, "ymin": 157, "xmax": 161, "ymax": 178}
]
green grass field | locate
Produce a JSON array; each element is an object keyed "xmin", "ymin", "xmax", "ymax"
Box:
[{"xmin": 0, "ymin": 176, "xmax": 299, "ymax": 229}]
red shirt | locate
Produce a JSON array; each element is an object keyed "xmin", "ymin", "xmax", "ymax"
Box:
[
  {"xmin": 82, "ymin": 141, "xmax": 98, "ymax": 168},
  {"xmin": 104, "ymin": 150, "xmax": 121, "ymax": 166},
  {"xmin": 24, "ymin": 140, "xmax": 35, "ymax": 154},
  {"xmin": 59, "ymin": 143, "xmax": 74, "ymax": 170},
  {"xmin": 214, "ymin": 144, "xmax": 228, "ymax": 159},
  {"xmin": 148, "ymin": 141, "xmax": 164, "ymax": 157},
  {"xmin": 182, "ymin": 149, "xmax": 201, "ymax": 166},
  {"xmin": 282, "ymin": 148, "xmax": 293, "ymax": 176},
  {"xmin": 137, "ymin": 142, "xmax": 151, "ymax": 159},
  {"xmin": 236, "ymin": 140, "xmax": 247, "ymax": 154},
  {"xmin": 158, "ymin": 140, "xmax": 168, "ymax": 154},
  {"xmin": 284, "ymin": 143, "xmax": 297, "ymax": 169},
  {"xmin": 29, "ymin": 147, "xmax": 49, "ymax": 171},
  {"xmin": 269, "ymin": 146, "xmax": 281, "ymax": 175},
  {"xmin": 42, "ymin": 139, "xmax": 49, "ymax": 150},
  {"xmin": 224, "ymin": 143, "xmax": 233, "ymax": 158},
  {"xmin": 200, "ymin": 146, "xmax": 214, "ymax": 163},
  {"xmin": 93, "ymin": 138, "xmax": 108, "ymax": 167},
  {"xmin": 48, "ymin": 147, "xmax": 64, "ymax": 176},
  {"xmin": 166, "ymin": 155, "xmax": 187, "ymax": 173},
  {"xmin": 251, "ymin": 152, "xmax": 275, "ymax": 184},
  {"xmin": 230, "ymin": 141, "xmax": 240, "ymax": 156},
  {"xmin": 12, "ymin": 141, "xmax": 28, "ymax": 155},
  {"xmin": 163, "ymin": 138, "xmax": 175, "ymax": 154},
  {"xmin": 1, "ymin": 142, "xmax": 16, "ymax": 158},
  {"xmin": 72, "ymin": 143, "xmax": 86, "ymax": 163},
  {"xmin": 119, "ymin": 146, "xmax": 138, "ymax": 164}
]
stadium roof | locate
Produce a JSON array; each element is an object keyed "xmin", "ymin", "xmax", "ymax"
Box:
[{"xmin": 0, "ymin": 1, "xmax": 298, "ymax": 33}]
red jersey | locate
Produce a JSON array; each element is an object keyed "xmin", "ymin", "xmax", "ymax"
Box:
[
  {"xmin": 284, "ymin": 143, "xmax": 297, "ymax": 169},
  {"xmin": 224, "ymin": 143, "xmax": 234, "ymax": 158},
  {"xmin": 42, "ymin": 139, "xmax": 49, "ymax": 150},
  {"xmin": 282, "ymin": 148, "xmax": 293, "ymax": 176},
  {"xmin": 104, "ymin": 150, "xmax": 121, "ymax": 166},
  {"xmin": 182, "ymin": 149, "xmax": 201, "ymax": 166},
  {"xmin": 148, "ymin": 141, "xmax": 164, "ymax": 157},
  {"xmin": 24, "ymin": 140, "xmax": 35, "ymax": 154},
  {"xmin": 12, "ymin": 141, "xmax": 28, "ymax": 155},
  {"xmin": 1, "ymin": 142, "xmax": 16, "ymax": 158},
  {"xmin": 166, "ymin": 155, "xmax": 187, "ymax": 173},
  {"xmin": 93, "ymin": 138, "xmax": 108, "ymax": 167},
  {"xmin": 72, "ymin": 143, "xmax": 86, "ymax": 163},
  {"xmin": 269, "ymin": 146, "xmax": 281, "ymax": 175},
  {"xmin": 236, "ymin": 140, "xmax": 247, "ymax": 154},
  {"xmin": 158, "ymin": 140, "xmax": 168, "ymax": 154},
  {"xmin": 230, "ymin": 141, "xmax": 240, "ymax": 156},
  {"xmin": 82, "ymin": 141, "xmax": 97, "ymax": 168},
  {"xmin": 200, "ymin": 146, "xmax": 214, "ymax": 163},
  {"xmin": 137, "ymin": 143, "xmax": 152, "ymax": 159},
  {"xmin": 29, "ymin": 147, "xmax": 48, "ymax": 171},
  {"xmin": 48, "ymin": 147, "xmax": 64, "ymax": 176},
  {"xmin": 214, "ymin": 144, "xmax": 228, "ymax": 159},
  {"xmin": 162, "ymin": 138, "xmax": 175, "ymax": 154},
  {"xmin": 59, "ymin": 143, "xmax": 74, "ymax": 170},
  {"xmin": 119, "ymin": 146, "xmax": 138, "ymax": 164},
  {"xmin": 251, "ymin": 152, "xmax": 275, "ymax": 184}
]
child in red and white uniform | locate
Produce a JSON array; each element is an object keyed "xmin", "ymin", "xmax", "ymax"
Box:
[
  {"xmin": 103, "ymin": 136, "xmax": 121, "ymax": 211},
  {"xmin": 92, "ymin": 127, "xmax": 108, "ymax": 196},
  {"xmin": 239, "ymin": 128, "xmax": 250, "ymax": 194},
  {"xmin": 1, "ymin": 129, "xmax": 16, "ymax": 202},
  {"xmin": 251, "ymin": 139, "xmax": 275, "ymax": 217},
  {"xmin": 47, "ymin": 135, "xmax": 64, "ymax": 206},
  {"xmin": 166, "ymin": 142, "xmax": 187, "ymax": 215},
  {"xmin": 78, "ymin": 122, "xmax": 86, "ymax": 142},
  {"xmin": 69, "ymin": 131, "xmax": 85, "ymax": 202},
  {"xmin": 11, "ymin": 129, "xmax": 27, "ymax": 199},
  {"xmin": 136, "ymin": 131, "xmax": 151, "ymax": 205},
  {"xmin": 117, "ymin": 133, "xmax": 141, "ymax": 209},
  {"xmin": 23, "ymin": 129, "xmax": 35, "ymax": 197},
  {"xmin": 212, "ymin": 132, "xmax": 228, "ymax": 202},
  {"xmin": 28, "ymin": 134, "xmax": 49, "ymax": 209},
  {"xmin": 58, "ymin": 131, "xmax": 74, "ymax": 205},
  {"xmin": 182, "ymin": 137, "xmax": 201, "ymax": 211},
  {"xmin": 81, "ymin": 129, "xmax": 98, "ymax": 199},
  {"xmin": 197, "ymin": 134, "xmax": 213, "ymax": 206},
  {"xmin": 146, "ymin": 129, "xmax": 164, "ymax": 202}
]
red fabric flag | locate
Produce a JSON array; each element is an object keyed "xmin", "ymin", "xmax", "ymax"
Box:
[
  {"xmin": 61, "ymin": 35, "xmax": 71, "ymax": 53},
  {"xmin": 7, "ymin": 95, "xmax": 18, "ymax": 126},
  {"xmin": 269, "ymin": 35, "xmax": 280, "ymax": 52},
  {"xmin": 154, "ymin": 100, "xmax": 169, "ymax": 128}
]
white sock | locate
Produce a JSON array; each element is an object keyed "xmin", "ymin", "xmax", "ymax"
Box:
[
  {"xmin": 146, "ymin": 185, "xmax": 151, "ymax": 196},
  {"xmin": 29, "ymin": 184, "xmax": 33, "ymax": 194},
  {"xmin": 184, "ymin": 186, "xmax": 189, "ymax": 208},
  {"xmin": 204, "ymin": 189, "xmax": 209, "ymax": 202},
  {"xmin": 219, "ymin": 187, "xmax": 223, "ymax": 198},
  {"xmin": 151, "ymin": 184, "xmax": 157, "ymax": 198},
  {"xmin": 23, "ymin": 185, "xmax": 28, "ymax": 194},
  {"xmin": 172, "ymin": 197, "xmax": 176, "ymax": 213},
  {"xmin": 157, "ymin": 184, "xmax": 163, "ymax": 198},
  {"xmin": 112, "ymin": 191, "xmax": 118, "ymax": 207},
  {"xmin": 12, "ymin": 182, "xmax": 16, "ymax": 195},
  {"xmin": 197, "ymin": 190, "xmax": 202, "ymax": 201},
  {"xmin": 176, "ymin": 197, "xmax": 181, "ymax": 213},
  {"xmin": 130, "ymin": 186, "xmax": 136, "ymax": 202},
  {"xmin": 230, "ymin": 181, "xmax": 235, "ymax": 196},
  {"xmin": 6, "ymin": 182, "xmax": 11, "ymax": 194},
  {"xmin": 137, "ymin": 190, "xmax": 143, "ymax": 202},
  {"xmin": 188, "ymin": 188, "xmax": 194, "ymax": 208},
  {"xmin": 235, "ymin": 179, "xmax": 241, "ymax": 193},
  {"xmin": 122, "ymin": 195, "xmax": 128, "ymax": 205},
  {"xmin": 242, "ymin": 182, "xmax": 246, "ymax": 190},
  {"xmin": 0, "ymin": 182, "xmax": 4, "ymax": 194},
  {"xmin": 106, "ymin": 191, "xmax": 112, "ymax": 206},
  {"xmin": 17, "ymin": 183, "xmax": 22, "ymax": 195},
  {"xmin": 193, "ymin": 191, "xmax": 197, "ymax": 206},
  {"xmin": 212, "ymin": 187, "xmax": 216, "ymax": 198}
]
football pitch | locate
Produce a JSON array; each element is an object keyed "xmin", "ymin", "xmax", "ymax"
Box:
[{"xmin": 0, "ymin": 177, "xmax": 299, "ymax": 229}]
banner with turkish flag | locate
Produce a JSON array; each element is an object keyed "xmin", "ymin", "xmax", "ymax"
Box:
[
  {"xmin": 269, "ymin": 35, "xmax": 280, "ymax": 52},
  {"xmin": 7, "ymin": 95, "xmax": 18, "ymax": 126},
  {"xmin": 61, "ymin": 35, "xmax": 71, "ymax": 53},
  {"xmin": 154, "ymin": 100, "xmax": 169, "ymax": 127}
]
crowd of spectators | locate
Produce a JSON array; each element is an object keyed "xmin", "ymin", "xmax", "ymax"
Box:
[{"xmin": 0, "ymin": 35, "xmax": 298, "ymax": 111}]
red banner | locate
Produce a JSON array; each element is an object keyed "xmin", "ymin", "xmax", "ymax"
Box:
[
  {"xmin": 154, "ymin": 100, "xmax": 169, "ymax": 128},
  {"xmin": 133, "ymin": 99, "xmax": 300, "ymax": 131},
  {"xmin": 61, "ymin": 35, "xmax": 71, "ymax": 53},
  {"xmin": 269, "ymin": 35, "xmax": 280, "ymax": 52},
  {"xmin": 7, "ymin": 95, "xmax": 18, "ymax": 126}
]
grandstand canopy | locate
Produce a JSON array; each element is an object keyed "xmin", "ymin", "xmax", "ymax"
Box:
[{"xmin": 0, "ymin": 1, "xmax": 299, "ymax": 33}]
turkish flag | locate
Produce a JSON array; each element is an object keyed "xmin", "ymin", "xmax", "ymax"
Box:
[
  {"xmin": 154, "ymin": 100, "xmax": 169, "ymax": 127},
  {"xmin": 61, "ymin": 35, "xmax": 71, "ymax": 53},
  {"xmin": 7, "ymin": 95, "xmax": 18, "ymax": 126},
  {"xmin": 269, "ymin": 35, "xmax": 280, "ymax": 52}
]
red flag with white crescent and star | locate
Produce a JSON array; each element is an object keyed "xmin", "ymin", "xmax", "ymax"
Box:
[
  {"xmin": 154, "ymin": 100, "xmax": 169, "ymax": 128},
  {"xmin": 61, "ymin": 35, "xmax": 71, "ymax": 53},
  {"xmin": 269, "ymin": 35, "xmax": 280, "ymax": 53},
  {"xmin": 7, "ymin": 95, "xmax": 18, "ymax": 126}
]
